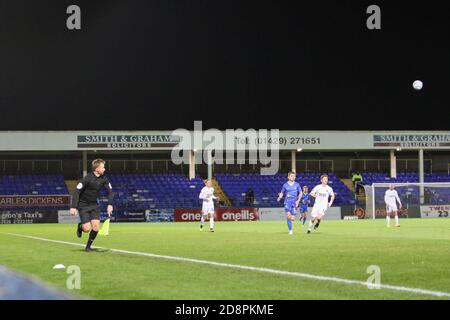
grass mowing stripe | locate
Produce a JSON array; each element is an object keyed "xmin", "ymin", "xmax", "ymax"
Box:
[{"xmin": 3, "ymin": 232, "xmax": 450, "ymax": 299}]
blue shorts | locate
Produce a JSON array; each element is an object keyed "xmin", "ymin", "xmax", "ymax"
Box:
[
  {"xmin": 299, "ymin": 205, "xmax": 308, "ymax": 214},
  {"xmin": 284, "ymin": 202, "xmax": 297, "ymax": 215}
]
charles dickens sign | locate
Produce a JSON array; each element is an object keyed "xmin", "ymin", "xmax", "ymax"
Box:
[
  {"xmin": 77, "ymin": 135, "xmax": 181, "ymax": 149},
  {"xmin": 0, "ymin": 195, "xmax": 70, "ymax": 208},
  {"xmin": 373, "ymin": 135, "xmax": 450, "ymax": 149}
]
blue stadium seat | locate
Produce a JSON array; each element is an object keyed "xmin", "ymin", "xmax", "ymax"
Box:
[
  {"xmin": 215, "ymin": 172, "xmax": 356, "ymax": 207},
  {"xmin": 361, "ymin": 172, "xmax": 450, "ymax": 205},
  {"xmin": 0, "ymin": 174, "xmax": 69, "ymax": 210}
]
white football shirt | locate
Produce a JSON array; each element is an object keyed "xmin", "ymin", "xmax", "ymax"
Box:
[
  {"xmin": 311, "ymin": 184, "xmax": 334, "ymax": 208},
  {"xmin": 384, "ymin": 189, "xmax": 401, "ymax": 206}
]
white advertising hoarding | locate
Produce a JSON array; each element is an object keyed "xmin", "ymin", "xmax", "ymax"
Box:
[
  {"xmin": 58, "ymin": 210, "xmax": 79, "ymax": 224},
  {"xmin": 420, "ymin": 205, "xmax": 450, "ymax": 218},
  {"xmin": 1, "ymin": 131, "xmax": 450, "ymax": 151},
  {"xmin": 259, "ymin": 207, "xmax": 342, "ymax": 221}
]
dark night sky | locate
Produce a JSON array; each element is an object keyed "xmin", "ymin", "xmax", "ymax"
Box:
[{"xmin": 0, "ymin": 0, "xmax": 449, "ymax": 131}]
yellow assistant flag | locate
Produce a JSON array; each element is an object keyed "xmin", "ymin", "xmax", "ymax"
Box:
[{"xmin": 99, "ymin": 218, "xmax": 110, "ymax": 236}]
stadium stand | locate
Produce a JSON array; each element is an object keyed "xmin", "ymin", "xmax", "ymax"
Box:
[
  {"xmin": 98, "ymin": 173, "xmax": 205, "ymax": 210},
  {"xmin": 0, "ymin": 173, "xmax": 359, "ymax": 211},
  {"xmin": 215, "ymin": 172, "xmax": 356, "ymax": 207},
  {"xmin": 9, "ymin": 172, "xmax": 450, "ymax": 211},
  {"xmin": 361, "ymin": 172, "xmax": 450, "ymax": 185},
  {"xmin": 361, "ymin": 172, "xmax": 450, "ymax": 205},
  {"xmin": 0, "ymin": 175, "xmax": 68, "ymax": 195},
  {"xmin": 0, "ymin": 175, "xmax": 69, "ymax": 211}
]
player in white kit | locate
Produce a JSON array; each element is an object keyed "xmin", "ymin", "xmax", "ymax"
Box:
[
  {"xmin": 384, "ymin": 184, "xmax": 402, "ymax": 227},
  {"xmin": 307, "ymin": 175, "xmax": 335, "ymax": 234},
  {"xmin": 199, "ymin": 179, "xmax": 219, "ymax": 232}
]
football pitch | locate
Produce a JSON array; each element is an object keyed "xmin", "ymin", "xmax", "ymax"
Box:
[{"xmin": 1, "ymin": 219, "xmax": 450, "ymax": 300}]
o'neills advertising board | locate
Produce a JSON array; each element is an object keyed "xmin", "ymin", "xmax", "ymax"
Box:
[
  {"xmin": 0, "ymin": 195, "xmax": 70, "ymax": 208},
  {"xmin": 174, "ymin": 208, "xmax": 260, "ymax": 222}
]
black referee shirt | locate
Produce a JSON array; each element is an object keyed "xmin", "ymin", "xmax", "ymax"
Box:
[{"xmin": 70, "ymin": 172, "xmax": 114, "ymax": 208}]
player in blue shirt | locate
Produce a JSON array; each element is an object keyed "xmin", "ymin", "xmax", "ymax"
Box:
[
  {"xmin": 299, "ymin": 185, "xmax": 311, "ymax": 227},
  {"xmin": 277, "ymin": 171, "xmax": 302, "ymax": 235}
]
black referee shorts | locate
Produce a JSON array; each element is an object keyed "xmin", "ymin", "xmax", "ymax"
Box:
[{"xmin": 78, "ymin": 205, "xmax": 101, "ymax": 224}]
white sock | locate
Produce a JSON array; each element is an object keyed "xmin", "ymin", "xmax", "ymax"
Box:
[
  {"xmin": 200, "ymin": 215, "xmax": 205, "ymax": 227},
  {"xmin": 308, "ymin": 220, "xmax": 314, "ymax": 231},
  {"xmin": 210, "ymin": 217, "xmax": 214, "ymax": 229},
  {"xmin": 395, "ymin": 215, "xmax": 399, "ymax": 225},
  {"xmin": 386, "ymin": 215, "xmax": 391, "ymax": 226}
]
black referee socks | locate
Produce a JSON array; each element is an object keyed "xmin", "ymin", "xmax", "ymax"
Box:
[{"xmin": 86, "ymin": 230, "xmax": 98, "ymax": 249}]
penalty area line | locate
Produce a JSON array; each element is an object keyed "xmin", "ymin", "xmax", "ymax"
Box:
[{"xmin": 2, "ymin": 232, "xmax": 450, "ymax": 298}]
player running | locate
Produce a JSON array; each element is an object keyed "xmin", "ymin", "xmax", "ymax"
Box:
[
  {"xmin": 199, "ymin": 179, "xmax": 219, "ymax": 232},
  {"xmin": 307, "ymin": 175, "xmax": 334, "ymax": 234},
  {"xmin": 70, "ymin": 159, "xmax": 114, "ymax": 252},
  {"xmin": 277, "ymin": 171, "xmax": 302, "ymax": 235},
  {"xmin": 299, "ymin": 185, "xmax": 311, "ymax": 227},
  {"xmin": 384, "ymin": 184, "xmax": 402, "ymax": 227}
]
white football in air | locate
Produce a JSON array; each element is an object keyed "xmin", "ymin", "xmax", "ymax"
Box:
[
  {"xmin": 413, "ymin": 80, "xmax": 423, "ymax": 90},
  {"xmin": 53, "ymin": 264, "xmax": 66, "ymax": 270}
]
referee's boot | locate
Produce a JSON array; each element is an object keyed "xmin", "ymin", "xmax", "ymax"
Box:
[{"xmin": 76, "ymin": 223, "xmax": 83, "ymax": 238}]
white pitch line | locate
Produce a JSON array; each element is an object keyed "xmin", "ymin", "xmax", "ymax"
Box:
[{"xmin": 2, "ymin": 232, "xmax": 450, "ymax": 298}]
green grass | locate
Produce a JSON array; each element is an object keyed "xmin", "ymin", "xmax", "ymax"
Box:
[{"xmin": 1, "ymin": 219, "xmax": 450, "ymax": 300}]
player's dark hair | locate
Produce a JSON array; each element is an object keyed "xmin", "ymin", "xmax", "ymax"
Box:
[
  {"xmin": 92, "ymin": 159, "xmax": 106, "ymax": 171},
  {"xmin": 288, "ymin": 171, "xmax": 296, "ymax": 176}
]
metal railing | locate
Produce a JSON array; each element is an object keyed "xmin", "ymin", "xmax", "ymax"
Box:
[
  {"xmin": 78, "ymin": 159, "xmax": 188, "ymax": 174},
  {"xmin": 77, "ymin": 159, "xmax": 335, "ymax": 174},
  {"xmin": 280, "ymin": 160, "xmax": 334, "ymax": 173},
  {"xmin": 349, "ymin": 158, "xmax": 432, "ymax": 176},
  {"xmin": 0, "ymin": 160, "xmax": 63, "ymax": 173}
]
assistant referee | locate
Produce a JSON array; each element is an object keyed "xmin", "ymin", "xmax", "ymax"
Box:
[{"xmin": 70, "ymin": 159, "xmax": 114, "ymax": 252}]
